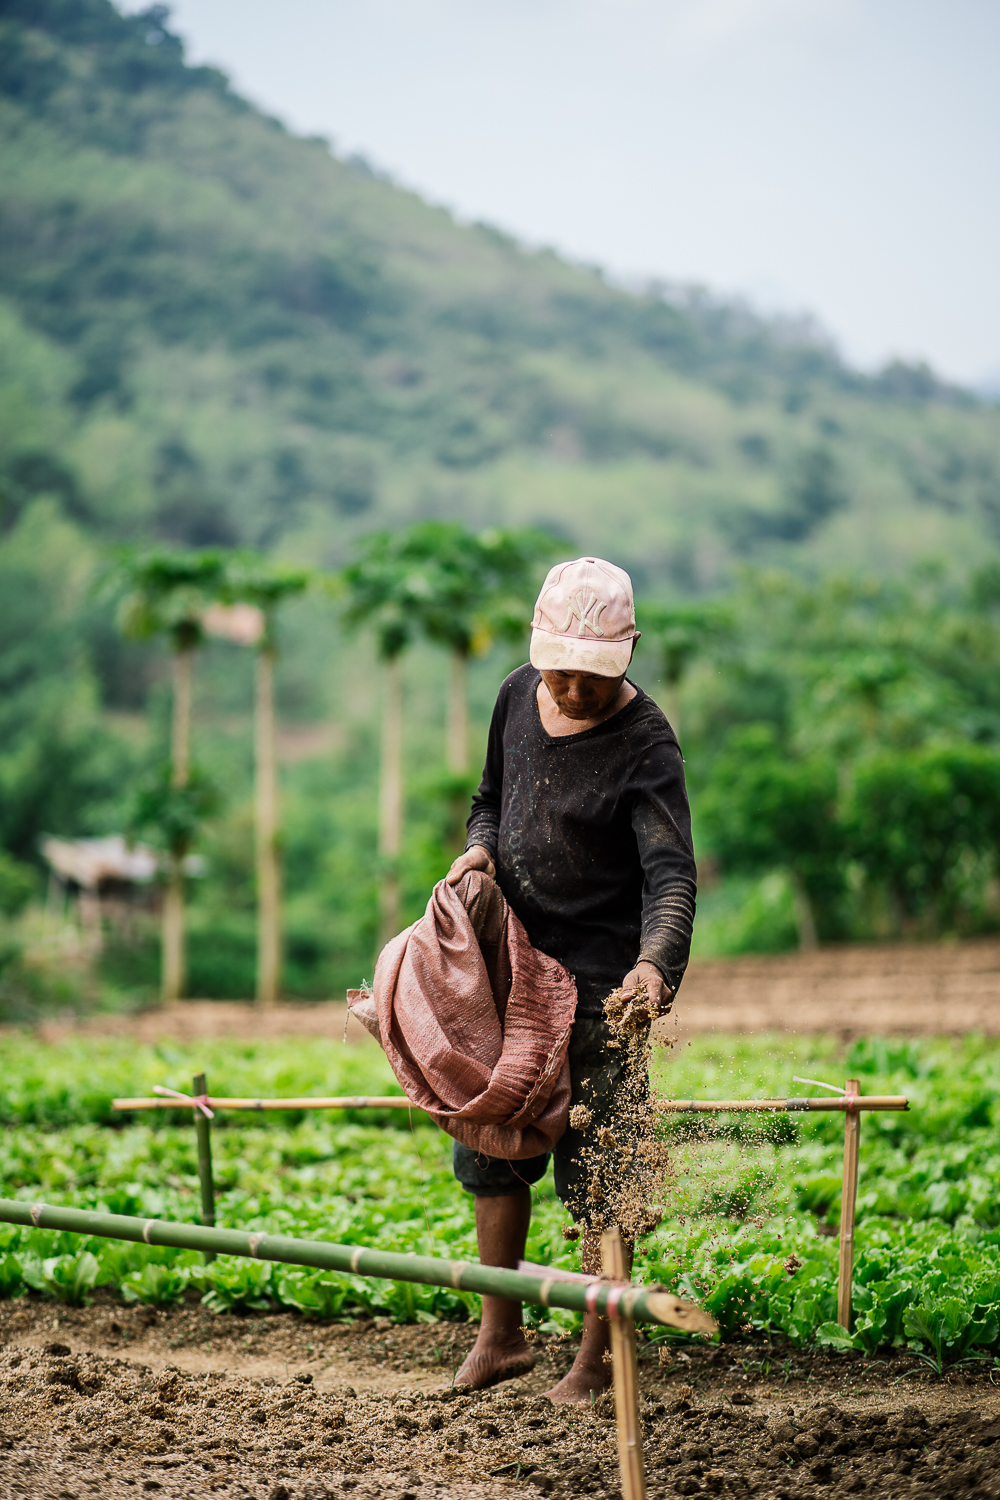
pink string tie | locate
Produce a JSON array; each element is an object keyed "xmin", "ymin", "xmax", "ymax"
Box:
[
  {"xmin": 152, "ymin": 1085, "xmax": 214, "ymax": 1119},
  {"xmin": 582, "ymin": 1279, "xmax": 630, "ymax": 1319}
]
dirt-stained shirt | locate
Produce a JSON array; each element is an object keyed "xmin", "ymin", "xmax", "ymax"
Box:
[{"xmin": 465, "ymin": 665, "xmax": 697, "ymax": 1015}]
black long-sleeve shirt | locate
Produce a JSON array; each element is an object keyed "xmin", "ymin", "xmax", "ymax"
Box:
[{"xmin": 465, "ymin": 665, "xmax": 697, "ymax": 1015}]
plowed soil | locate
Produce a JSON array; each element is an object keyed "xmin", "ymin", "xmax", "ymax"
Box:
[{"xmin": 2, "ymin": 1293, "xmax": 998, "ymax": 1500}]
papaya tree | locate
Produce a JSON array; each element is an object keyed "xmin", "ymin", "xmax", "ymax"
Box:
[
  {"xmin": 402, "ymin": 523, "xmax": 554, "ymax": 776},
  {"xmin": 338, "ymin": 540, "xmax": 418, "ymax": 951},
  {"xmin": 207, "ymin": 558, "xmax": 310, "ymax": 1006},
  {"xmin": 111, "ymin": 549, "xmax": 228, "ymax": 999}
]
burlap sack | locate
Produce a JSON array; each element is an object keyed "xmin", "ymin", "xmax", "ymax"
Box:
[{"xmin": 348, "ymin": 870, "xmax": 576, "ymax": 1159}]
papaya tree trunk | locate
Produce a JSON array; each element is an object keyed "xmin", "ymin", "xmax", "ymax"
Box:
[
  {"xmin": 162, "ymin": 647, "xmax": 193, "ymax": 1002},
  {"xmin": 161, "ymin": 876, "xmax": 185, "ymax": 1002},
  {"xmin": 171, "ymin": 648, "xmax": 192, "ymax": 785},
  {"xmin": 660, "ymin": 669, "xmax": 682, "ymax": 746},
  {"xmin": 255, "ymin": 645, "xmax": 281, "ymax": 1006},
  {"xmin": 789, "ymin": 869, "xmax": 818, "ymax": 951},
  {"xmin": 445, "ymin": 648, "xmax": 471, "ymax": 856},
  {"xmin": 446, "ymin": 648, "xmax": 469, "ymax": 775},
  {"xmin": 377, "ymin": 653, "xmax": 403, "ymax": 951}
]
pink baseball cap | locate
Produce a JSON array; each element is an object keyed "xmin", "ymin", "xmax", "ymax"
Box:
[{"xmin": 529, "ymin": 557, "xmax": 639, "ymax": 677}]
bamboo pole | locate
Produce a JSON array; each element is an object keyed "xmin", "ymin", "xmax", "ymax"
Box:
[
  {"xmin": 0, "ymin": 1200, "xmax": 716, "ymax": 1333},
  {"xmin": 837, "ymin": 1077, "xmax": 862, "ymax": 1331},
  {"xmin": 191, "ymin": 1072, "xmax": 216, "ymax": 1265},
  {"xmin": 110, "ymin": 1092, "xmax": 907, "ymax": 1114},
  {"xmin": 255, "ymin": 645, "xmax": 281, "ymax": 1006},
  {"xmin": 602, "ymin": 1228, "xmax": 647, "ymax": 1500},
  {"xmin": 112, "ymin": 1095, "xmax": 415, "ymax": 1112}
]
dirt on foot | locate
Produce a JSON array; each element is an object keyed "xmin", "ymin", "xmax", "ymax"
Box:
[{"xmin": 2, "ymin": 1295, "xmax": 998, "ymax": 1500}]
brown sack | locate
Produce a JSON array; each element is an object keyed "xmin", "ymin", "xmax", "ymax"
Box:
[{"xmin": 348, "ymin": 871, "xmax": 576, "ymax": 1159}]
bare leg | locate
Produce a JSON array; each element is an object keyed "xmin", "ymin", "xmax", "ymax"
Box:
[
  {"xmin": 452, "ymin": 1188, "xmax": 536, "ymax": 1390},
  {"xmin": 545, "ymin": 1228, "xmax": 632, "ymax": 1404}
]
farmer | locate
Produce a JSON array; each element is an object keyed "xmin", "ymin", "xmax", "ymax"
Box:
[{"xmin": 445, "ymin": 556, "xmax": 697, "ymax": 1403}]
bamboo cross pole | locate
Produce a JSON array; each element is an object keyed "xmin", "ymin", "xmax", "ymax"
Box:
[
  {"xmin": 602, "ymin": 1228, "xmax": 647, "ymax": 1500},
  {"xmin": 106, "ymin": 1080, "xmax": 905, "ymax": 1339},
  {"xmin": 838, "ymin": 1077, "xmax": 862, "ymax": 1331},
  {"xmin": 652, "ymin": 1095, "xmax": 907, "ymax": 1114},
  {"xmin": 191, "ymin": 1071, "xmax": 216, "ymax": 1265},
  {"xmin": 0, "ymin": 1200, "xmax": 716, "ymax": 1334},
  {"xmin": 111, "ymin": 1093, "xmax": 906, "ymax": 1114},
  {"xmin": 112, "ymin": 1095, "xmax": 415, "ymax": 1112}
]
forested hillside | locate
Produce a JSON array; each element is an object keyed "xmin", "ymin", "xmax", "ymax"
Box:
[
  {"xmin": 3, "ymin": 0, "xmax": 1000, "ymax": 588},
  {"xmin": 2, "ymin": 0, "xmax": 1000, "ymax": 1009}
]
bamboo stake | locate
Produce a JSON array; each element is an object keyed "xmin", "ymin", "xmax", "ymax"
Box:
[
  {"xmin": 0, "ymin": 1200, "xmax": 716, "ymax": 1333},
  {"xmin": 112, "ymin": 1095, "xmax": 415, "ymax": 1112},
  {"xmin": 602, "ymin": 1228, "xmax": 647, "ymax": 1500},
  {"xmin": 837, "ymin": 1078, "xmax": 862, "ymax": 1331},
  {"xmin": 191, "ymin": 1072, "xmax": 216, "ymax": 1265}
]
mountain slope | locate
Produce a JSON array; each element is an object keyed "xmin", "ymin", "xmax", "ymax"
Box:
[{"xmin": 1, "ymin": 0, "xmax": 999, "ymax": 589}]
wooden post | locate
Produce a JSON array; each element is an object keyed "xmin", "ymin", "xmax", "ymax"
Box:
[
  {"xmin": 837, "ymin": 1077, "xmax": 861, "ymax": 1330},
  {"xmin": 192, "ymin": 1072, "xmax": 216, "ymax": 1265},
  {"xmin": 601, "ymin": 1228, "xmax": 647, "ymax": 1500}
]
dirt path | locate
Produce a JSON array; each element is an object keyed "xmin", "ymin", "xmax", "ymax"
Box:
[
  {"xmin": 1, "ymin": 1296, "xmax": 997, "ymax": 1500},
  {"xmin": 29, "ymin": 935, "xmax": 1000, "ymax": 1049},
  {"xmin": 33, "ymin": 1001, "xmax": 367, "ymax": 1048},
  {"xmin": 671, "ymin": 935, "xmax": 1000, "ymax": 1039}
]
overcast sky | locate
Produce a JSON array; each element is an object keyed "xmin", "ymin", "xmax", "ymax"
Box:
[{"xmin": 152, "ymin": 0, "xmax": 1000, "ymax": 386}]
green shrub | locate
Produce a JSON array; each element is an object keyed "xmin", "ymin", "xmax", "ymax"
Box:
[{"xmin": 0, "ymin": 854, "xmax": 37, "ymax": 915}]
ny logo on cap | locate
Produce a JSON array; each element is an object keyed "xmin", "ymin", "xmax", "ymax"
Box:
[{"xmin": 561, "ymin": 589, "xmax": 606, "ymax": 637}]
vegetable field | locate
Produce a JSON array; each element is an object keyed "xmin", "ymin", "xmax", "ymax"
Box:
[{"xmin": 1, "ymin": 1030, "xmax": 998, "ymax": 1374}]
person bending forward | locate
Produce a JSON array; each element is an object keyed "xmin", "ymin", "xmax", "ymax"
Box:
[{"xmin": 445, "ymin": 556, "xmax": 697, "ymax": 1404}]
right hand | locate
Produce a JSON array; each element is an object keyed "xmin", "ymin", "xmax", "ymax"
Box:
[{"xmin": 446, "ymin": 844, "xmax": 496, "ymax": 886}]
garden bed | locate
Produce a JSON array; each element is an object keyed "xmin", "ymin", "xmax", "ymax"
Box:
[{"xmin": 2, "ymin": 1295, "xmax": 999, "ymax": 1500}]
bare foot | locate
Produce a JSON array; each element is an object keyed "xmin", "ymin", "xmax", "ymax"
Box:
[
  {"xmin": 448, "ymin": 1335, "xmax": 536, "ymax": 1391},
  {"xmin": 544, "ymin": 1357, "xmax": 612, "ymax": 1405}
]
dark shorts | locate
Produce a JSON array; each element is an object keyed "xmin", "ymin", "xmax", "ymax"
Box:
[{"xmin": 452, "ymin": 1014, "xmax": 650, "ymax": 1223}]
